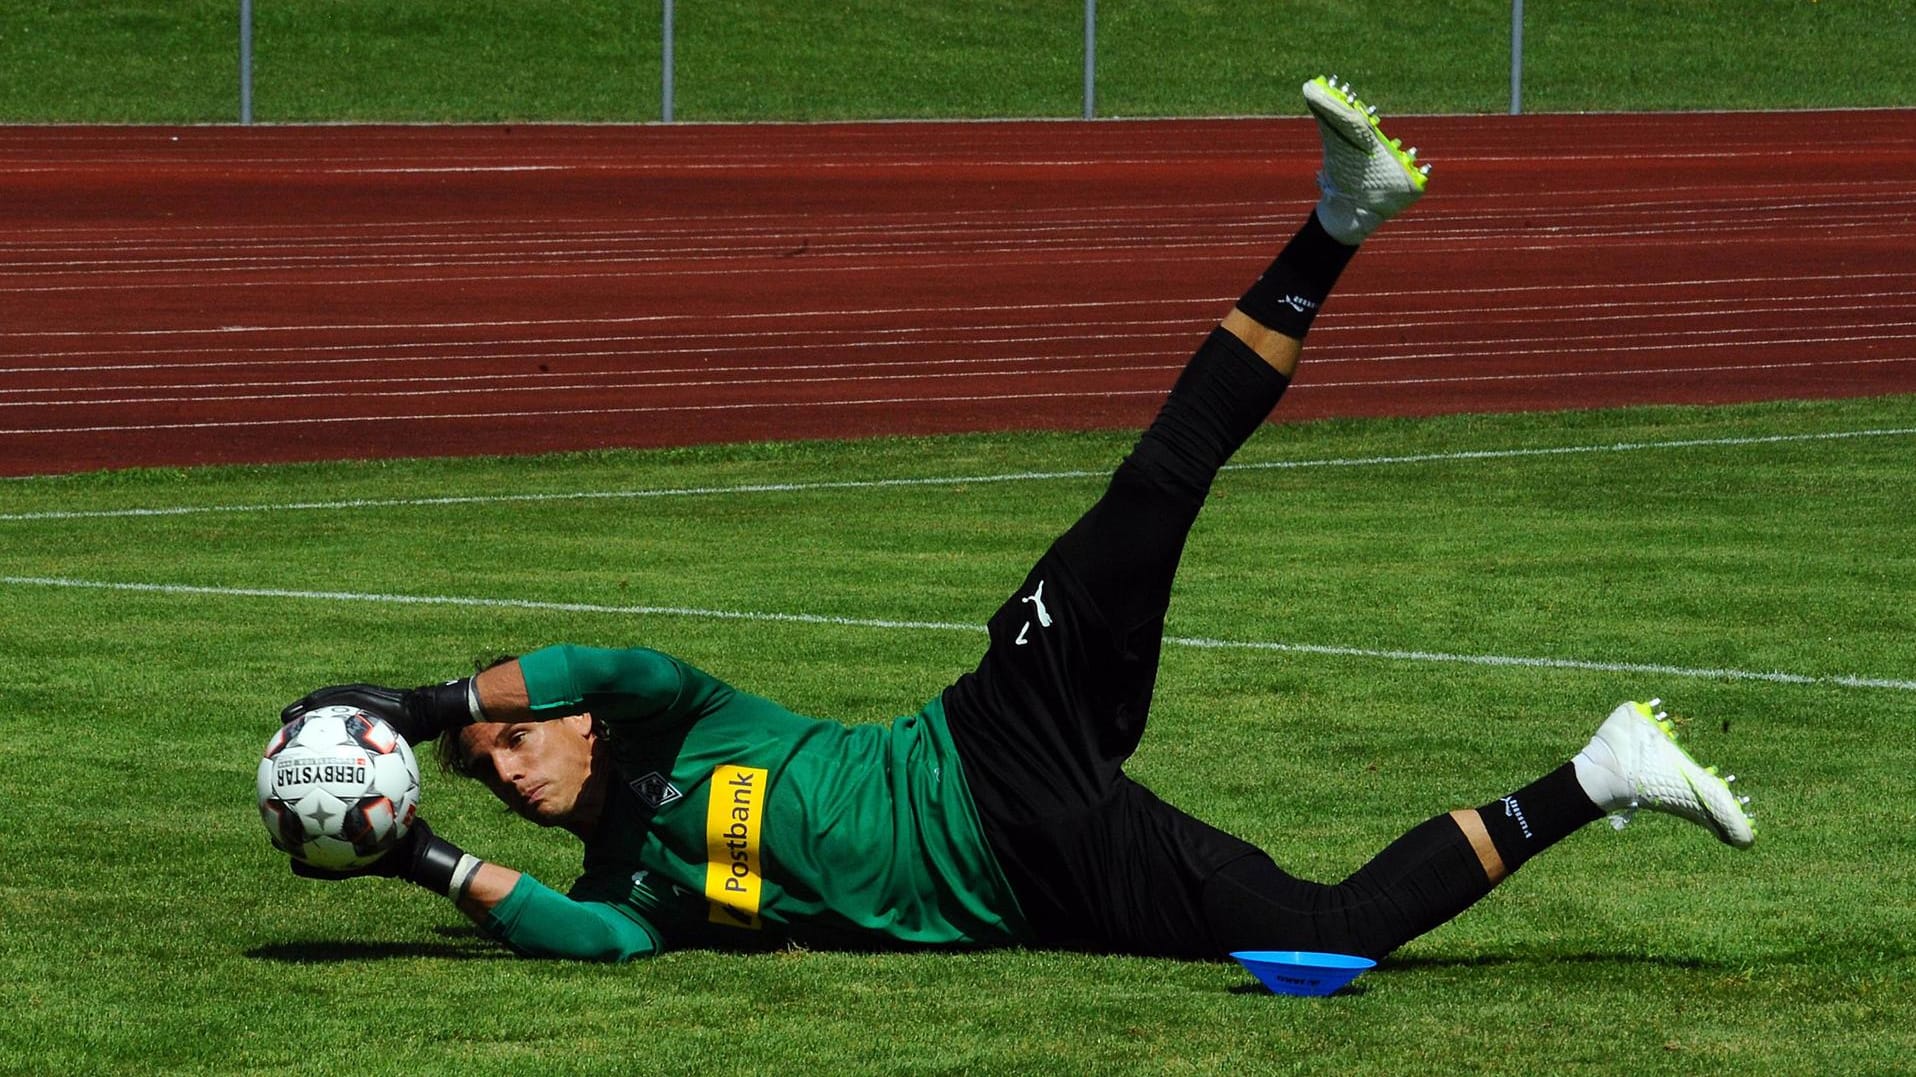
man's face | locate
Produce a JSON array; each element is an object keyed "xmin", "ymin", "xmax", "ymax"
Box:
[{"xmin": 455, "ymin": 714, "xmax": 606, "ymax": 831}]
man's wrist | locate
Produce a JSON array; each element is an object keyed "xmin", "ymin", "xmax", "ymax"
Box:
[
  {"xmin": 406, "ymin": 828, "xmax": 469, "ymax": 896},
  {"xmin": 410, "ymin": 678, "xmax": 477, "ymax": 742},
  {"xmin": 449, "ymin": 854, "xmax": 485, "ymax": 901}
]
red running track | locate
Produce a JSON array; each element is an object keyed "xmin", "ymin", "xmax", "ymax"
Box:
[{"xmin": 2, "ymin": 112, "xmax": 1913, "ymax": 476}]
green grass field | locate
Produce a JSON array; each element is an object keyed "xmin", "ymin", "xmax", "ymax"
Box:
[
  {"xmin": 3, "ymin": 0, "xmax": 1914, "ymax": 122},
  {"xmin": 3, "ymin": 395, "xmax": 1913, "ymax": 1074}
]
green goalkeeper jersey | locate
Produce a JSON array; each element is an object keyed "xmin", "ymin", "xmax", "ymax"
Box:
[{"xmin": 480, "ymin": 644, "xmax": 1029, "ymax": 959}]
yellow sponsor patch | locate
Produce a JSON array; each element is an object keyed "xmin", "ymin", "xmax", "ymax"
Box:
[{"xmin": 703, "ymin": 764, "xmax": 768, "ymax": 929}]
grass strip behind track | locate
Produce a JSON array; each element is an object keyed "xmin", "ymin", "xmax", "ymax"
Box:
[{"xmin": 3, "ymin": 0, "xmax": 1914, "ymax": 122}]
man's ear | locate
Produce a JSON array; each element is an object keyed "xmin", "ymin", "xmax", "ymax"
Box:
[{"xmin": 562, "ymin": 712, "xmax": 597, "ymax": 740}]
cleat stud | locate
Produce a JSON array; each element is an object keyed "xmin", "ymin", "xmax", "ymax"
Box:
[
  {"xmin": 1705, "ymin": 765, "xmax": 1718, "ymax": 776},
  {"xmin": 1419, "ymin": 163, "xmax": 1431, "ymax": 175},
  {"xmin": 1725, "ymin": 774, "xmax": 1735, "ymax": 783},
  {"xmin": 1738, "ymin": 796, "xmax": 1751, "ymax": 805},
  {"xmin": 1406, "ymin": 146, "xmax": 1418, "ymax": 158},
  {"xmin": 1648, "ymin": 698, "xmax": 1662, "ymax": 708}
]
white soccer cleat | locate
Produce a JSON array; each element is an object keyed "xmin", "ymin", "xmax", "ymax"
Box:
[
  {"xmin": 1574, "ymin": 699, "xmax": 1755, "ymax": 849},
  {"xmin": 1302, "ymin": 75, "xmax": 1430, "ymax": 245}
]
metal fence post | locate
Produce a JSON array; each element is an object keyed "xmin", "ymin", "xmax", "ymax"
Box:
[
  {"xmin": 1510, "ymin": 0, "xmax": 1524, "ymax": 115},
  {"xmin": 239, "ymin": 0, "xmax": 254, "ymax": 124},
  {"xmin": 662, "ymin": 0, "xmax": 675, "ymax": 122},
  {"xmin": 1083, "ymin": 0, "xmax": 1096, "ymax": 119}
]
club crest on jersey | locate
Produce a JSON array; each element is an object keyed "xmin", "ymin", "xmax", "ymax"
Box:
[{"xmin": 628, "ymin": 771, "xmax": 683, "ymax": 810}]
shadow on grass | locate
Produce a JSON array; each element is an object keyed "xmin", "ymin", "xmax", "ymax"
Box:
[
  {"xmin": 1382, "ymin": 951, "xmax": 1725, "ymax": 971},
  {"xmin": 1225, "ymin": 950, "xmax": 1724, "ymax": 997},
  {"xmin": 1229, "ymin": 981, "xmax": 1371, "ymax": 998},
  {"xmin": 248, "ymin": 928, "xmax": 508, "ymax": 963}
]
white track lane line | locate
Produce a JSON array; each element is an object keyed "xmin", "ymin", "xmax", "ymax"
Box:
[
  {"xmin": 9, "ymin": 194, "xmax": 1910, "ymax": 259},
  {"xmin": 8, "ymin": 315, "xmax": 1912, "ymax": 401},
  {"xmin": 8, "ymin": 292, "xmax": 1909, "ymax": 372},
  {"xmin": 3, "ymin": 215, "xmax": 1904, "ymax": 279},
  {"xmin": 17, "ymin": 146, "xmax": 1873, "ymax": 174},
  {"xmin": 3, "ymin": 575, "xmax": 1908, "ymax": 693},
  {"xmin": 9, "ymin": 249, "xmax": 1916, "ymax": 295},
  {"xmin": 5, "ymin": 348, "xmax": 1911, "ymax": 428},
  {"xmin": 8, "ymin": 270, "xmax": 1915, "ymax": 340},
  {"xmin": 6, "ymin": 201, "xmax": 1909, "ymax": 267},
  {"xmin": 8, "ymin": 341, "xmax": 1916, "ymax": 412},
  {"xmin": 0, "ymin": 178, "xmax": 1903, "ymax": 238}
]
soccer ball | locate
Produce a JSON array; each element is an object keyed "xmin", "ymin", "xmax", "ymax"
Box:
[{"xmin": 257, "ymin": 705, "xmax": 421, "ymax": 870}]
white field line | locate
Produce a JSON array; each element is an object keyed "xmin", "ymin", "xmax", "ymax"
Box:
[
  {"xmin": 4, "ymin": 350, "xmax": 1911, "ymax": 433},
  {"xmin": 3, "ymin": 425, "xmax": 1909, "ymax": 523},
  {"xmin": 3, "ymin": 574, "xmax": 1909, "ymax": 693},
  {"xmin": 8, "ymin": 269, "xmax": 1913, "ymax": 340}
]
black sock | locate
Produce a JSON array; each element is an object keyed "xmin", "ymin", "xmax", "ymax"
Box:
[
  {"xmin": 1472, "ymin": 762, "xmax": 1603, "ymax": 874},
  {"xmin": 1233, "ymin": 211, "xmax": 1358, "ymax": 340}
]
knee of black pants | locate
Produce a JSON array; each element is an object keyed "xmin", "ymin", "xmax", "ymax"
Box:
[
  {"xmin": 1129, "ymin": 326, "xmax": 1290, "ymax": 502},
  {"xmin": 1047, "ymin": 457, "xmax": 1203, "ymax": 637},
  {"xmin": 1201, "ymin": 853, "xmax": 1400, "ymax": 961}
]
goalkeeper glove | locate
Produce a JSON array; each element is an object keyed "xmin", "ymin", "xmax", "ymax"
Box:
[
  {"xmin": 288, "ymin": 819, "xmax": 481, "ymax": 898},
  {"xmin": 279, "ymin": 679, "xmax": 477, "ymax": 745}
]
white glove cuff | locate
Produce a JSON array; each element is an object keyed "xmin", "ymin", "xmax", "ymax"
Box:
[{"xmin": 449, "ymin": 853, "xmax": 484, "ymax": 901}]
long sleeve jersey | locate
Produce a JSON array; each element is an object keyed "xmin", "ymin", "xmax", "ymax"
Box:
[{"xmin": 480, "ymin": 645, "xmax": 1029, "ymax": 959}]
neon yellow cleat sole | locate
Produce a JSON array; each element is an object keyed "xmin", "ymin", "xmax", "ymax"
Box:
[{"xmin": 1302, "ymin": 75, "xmax": 1429, "ymax": 244}]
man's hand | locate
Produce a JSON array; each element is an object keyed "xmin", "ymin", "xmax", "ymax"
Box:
[
  {"xmin": 289, "ymin": 819, "xmax": 476, "ymax": 897},
  {"xmin": 280, "ymin": 680, "xmax": 473, "ymax": 745}
]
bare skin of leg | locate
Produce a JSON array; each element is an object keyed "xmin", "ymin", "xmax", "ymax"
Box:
[{"xmin": 1221, "ymin": 307, "xmax": 1303, "ymax": 377}]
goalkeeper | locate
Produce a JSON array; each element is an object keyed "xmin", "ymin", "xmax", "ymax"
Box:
[{"xmin": 282, "ymin": 79, "xmax": 1754, "ymax": 962}]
